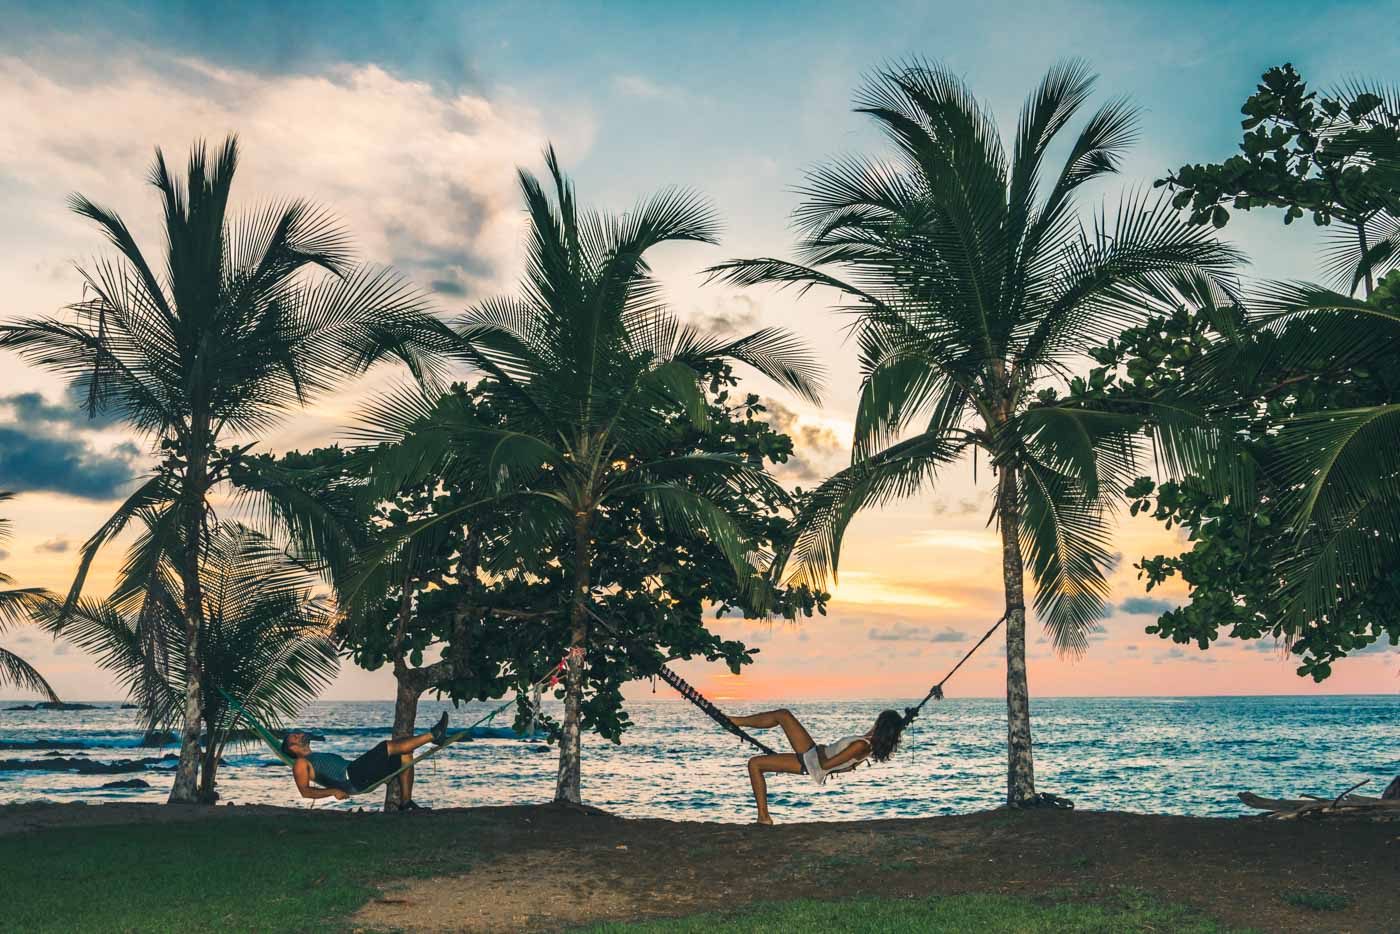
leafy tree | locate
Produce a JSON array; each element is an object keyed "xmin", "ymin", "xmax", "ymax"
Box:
[
  {"xmin": 357, "ymin": 147, "xmax": 823, "ymax": 804},
  {"xmin": 0, "ymin": 137, "xmax": 439, "ymax": 802},
  {"xmin": 248, "ymin": 439, "xmax": 558, "ymax": 811},
  {"xmin": 711, "ymin": 61, "xmax": 1239, "ymax": 805},
  {"xmin": 0, "ymin": 492, "xmax": 57, "ymax": 701},
  {"xmin": 1073, "ymin": 272, "xmax": 1400, "ymax": 678},
  {"xmin": 42, "ymin": 524, "xmax": 338, "ymax": 800},
  {"xmin": 1159, "ymin": 63, "xmax": 1400, "ymax": 295}
]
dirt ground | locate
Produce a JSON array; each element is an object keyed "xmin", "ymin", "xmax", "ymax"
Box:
[{"xmin": 7, "ymin": 801, "xmax": 1398, "ymax": 932}]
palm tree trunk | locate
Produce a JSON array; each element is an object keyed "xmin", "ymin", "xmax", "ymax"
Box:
[
  {"xmin": 168, "ymin": 467, "xmax": 207, "ymax": 804},
  {"xmin": 554, "ymin": 516, "xmax": 590, "ymax": 804},
  {"xmin": 197, "ymin": 714, "xmax": 220, "ymax": 803},
  {"xmin": 997, "ymin": 467, "xmax": 1036, "ymax": 806}
]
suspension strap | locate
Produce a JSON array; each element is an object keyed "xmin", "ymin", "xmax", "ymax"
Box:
[
  {"xmin": 582, "ymin": 605, "xmax": 779, "ymax": 756},
  {"xmin": 901, "ymin": 604, "xmax": 1023, "ymax": 728}
]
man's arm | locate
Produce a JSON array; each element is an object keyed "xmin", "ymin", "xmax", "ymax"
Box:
[{"xmin": 292, "ymin": 759, "xmax": 349, "ymax": 800}]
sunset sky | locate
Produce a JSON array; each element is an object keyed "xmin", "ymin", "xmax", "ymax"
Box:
[{"xmin": 1, "ymin": 0, "xmax": 1395, "ymax": 701}]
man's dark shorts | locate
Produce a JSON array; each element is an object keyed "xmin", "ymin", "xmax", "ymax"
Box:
[{"xmin": 348, "ymin": 741, "xmax": 399, "ymax": 791}]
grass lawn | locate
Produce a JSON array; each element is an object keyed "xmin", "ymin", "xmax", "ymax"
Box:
[
  {"xmin": 2, "ymin": 810, "xmax": 482, "ymax": 932},
  {"xmin": 1, "ymin": 810, "xmax": 1253, "ymax": 933},
  {"xmin": 579, "ymin": 892, "xmax": 1243, "ymax": 933}
]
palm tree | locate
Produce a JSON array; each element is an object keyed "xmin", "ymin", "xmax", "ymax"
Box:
[
  {"xmin": 357, "ymin": 147, "xmax": 822, "ymax": 804},
  {"xmin": 0, "ymin": 492, "xmax": 57, "ymax": 702},
  {"xmin": 42, "ymin": 523, "xmax": 338, "ymax": 801},
  {"xmin": 0, "ymin": 136, "xmax": 439, "ymax": 802},
  {"xmin": 711, "ymin": 61, "xmax": 1240, "ymax": 805}
]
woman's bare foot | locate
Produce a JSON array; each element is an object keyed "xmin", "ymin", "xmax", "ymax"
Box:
[{"xmin": 755, "ymin": 816, "xmax": 774, "ymax": 826}]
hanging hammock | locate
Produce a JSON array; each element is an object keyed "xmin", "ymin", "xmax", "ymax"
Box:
[
  {"xmin": 581, "ymin": 605, "xmax": 778, "ymax": 755},
  {"xmin": 216, "ymin": 659, "xmax": 564, "ymax": 798},
  {"xmin": 584, "ymin": 603, "xmax": 1018, "ymax": 754}
]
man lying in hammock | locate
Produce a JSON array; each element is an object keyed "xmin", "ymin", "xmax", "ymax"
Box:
[
  {"xmin": 280, "ymin": 712, "xmax": 450, "ymax": 810},
  {"xmin": 730, "ymin": 708, "xmax": 906, "ymax": 824}
]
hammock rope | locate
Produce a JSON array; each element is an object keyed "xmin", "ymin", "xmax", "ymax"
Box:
[
  {"xmin": 584, "ymin": 601, "xmax": 1019, "ymax": 752},
  {"xmin": 217, "ymin": 658, "xmax": 565, "ymax": 798},
  {"xmin": 899, "ymin": 603, "xmax": 1020, "ymax": 728},
  {"xmin": 581, "ymin": 605, "xmax": 778, "ymax": 756}
]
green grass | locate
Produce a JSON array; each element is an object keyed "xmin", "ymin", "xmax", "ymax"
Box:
[
  {"xmin": 5, "ymin": 816, "xmax": 1244, "ymax": 934},
  {"xmin": 0, "ymin": 811, "xmax": 482, "ymax": 932},
  {"xmin": 579, "ymin": 891, "xmax": 1242, "ymax": 934},
  {"xmin": 1282, "ymin": 890, "xmax": 1351, "ymax": 912}
]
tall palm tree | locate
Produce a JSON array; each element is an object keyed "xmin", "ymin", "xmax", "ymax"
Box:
[
  {"xmin": 0, "ymin": 492, "xmax": 58, "ymax": 702},
  {"xmin": 711, "ymin": 61, "xmax": 1240, "ymax": 805},
  {"xmin": 42, "ymin": 523, "xmax": 339, "ymax": 801},
  {"xmin": 0, "ymin": 136, "xmax": 439, "ymax": 802},
  {"xmin": 357, "ymin": 147, "xmax": 822, "ymax": 804}
]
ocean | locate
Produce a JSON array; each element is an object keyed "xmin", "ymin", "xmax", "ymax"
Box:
[{"xmin": 1, "ymin": 695, "xmax": 1395, "ymax": 822}]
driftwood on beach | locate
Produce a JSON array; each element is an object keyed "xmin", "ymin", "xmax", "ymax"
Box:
[{"xmin": 1239, "ymin": 782, "xmax": 1400, "ymax": 819}]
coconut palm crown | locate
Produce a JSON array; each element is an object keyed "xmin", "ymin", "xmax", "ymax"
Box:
[
  {"xmin": 355, "ymin": 146, "xmax": 823, "ymax": 804},
  {"xmin": 0, "ymin": 136, "xmax": 439, "ymax": 802},
  {"xmin": 710, "ymin": 60, "xmax": 1242, "ymax": 805}
]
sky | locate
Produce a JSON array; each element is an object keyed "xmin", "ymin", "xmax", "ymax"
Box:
[{"xmin": 1, "ymin": 0, "xmax": 1397, "ymax": 701}]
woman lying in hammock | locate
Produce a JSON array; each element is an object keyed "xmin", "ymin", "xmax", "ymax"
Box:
[
  {"xmin": 730, "ymin": 708, "xmax": 906, "ymax": 824},
  {"xmin": 281, "ymin": 712, "xmax": 450, "ymax": 810}
]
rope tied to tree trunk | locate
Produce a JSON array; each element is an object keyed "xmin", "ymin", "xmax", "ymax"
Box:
[{"xmin": 900, "ymin": 603, "xmax": 1022, "ymax": 728}]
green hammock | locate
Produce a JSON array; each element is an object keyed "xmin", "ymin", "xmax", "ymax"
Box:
[{"xmin": 217, "ymin": 687, "xmax": 520, "ymax": 798}]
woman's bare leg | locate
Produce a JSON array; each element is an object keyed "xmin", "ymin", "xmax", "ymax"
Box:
[
  {"xmin": 747, "ymin": 753, "xmax": 804, "ymax": 824},
  {"xmin": 729, "ymin": 709, "xmax": 816, "ymax": 754},
  {"xmin": 399, "ymin": 756, "xmax": 414, "ymax": 801}
]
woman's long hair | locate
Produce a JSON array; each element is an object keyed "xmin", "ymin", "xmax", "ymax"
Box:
[{"xmin": 869, "ymin": 709, "xmax": 905, "ymax": 762}]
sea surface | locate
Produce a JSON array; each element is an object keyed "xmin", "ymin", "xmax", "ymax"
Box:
[{"xmin": 1, "ymin": 695, "xmax": 1395, "ymax": 822}]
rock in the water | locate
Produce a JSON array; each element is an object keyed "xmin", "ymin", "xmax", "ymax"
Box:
[
  {"xmin": 0, "ymin": 756, "xmax": 173, "ymax": 774},
  {"xmin": 7, "ymin": 701, "xmax": 98, "ymax": 711},
  {"xmin": 100, "ymin": 778, "xmax": 151, "ymax": 789}
]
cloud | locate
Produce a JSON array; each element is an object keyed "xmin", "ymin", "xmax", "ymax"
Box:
[
  {"xmin": 1119, "ymin": 596, "xmax": 1177, "ymax": 616},
  {"xmin": 868, "ymin": 621, "xmax": 967, "ymax": 643},
  {"xmin": 905, "ymin": 529, "xmax": 999, "ymax": 553},
  {"xmin": 0, "ymin": 53, "xmax": 558, "ymax": 305},
  {"xmin": 1124, "ymin": 644, "xmax": 1139, "ymax": 652},
  {"xmin": 1160, "ymin": 645, "xmax": 1216, "ymax": 664},
  {"xmin": 691, "ymin": 295, "xmax": 760, "ymax": 334},
  {"xmin": 759, "ymin": 399, "xmax": 845, "ymax": 483},
  {"xmin": 0, "ymin": 389, "xmax": 120, "ymax": 430},
  {"xmin": 35, "ymin": 537, "xmax": 70, "ymax": 553},
  {"xmin": 932, "ymin": 493, "xmax": 990, "ymax": 517},
  {"xmin": 612, "ymin": 74, "xmax": 675, "ymax": 100},
  {"xmin": 0, "ymin": 425, "xmax": 137, "ymax": 500}
]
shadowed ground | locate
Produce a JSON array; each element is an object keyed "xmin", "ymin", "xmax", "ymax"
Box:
[{"xmin": 3, "ymin": 802, "xmax": 1395, "ymax": 932}]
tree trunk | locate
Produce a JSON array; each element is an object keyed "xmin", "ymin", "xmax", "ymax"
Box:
[
  {"xmin": 168, "ymin": 459, "xmax": 207, "ymax": 805},
  {"xmin": 1358, "ymin": 221, "xmax": 1375, "ymax": 298},
  {"xmin": 384, "ymin": 672, "xmax": 423, "ymax": 812},
  {"xmin": 554, "ymin": 516, "xmax": 591, "ymax": 804},
  {"xmin": 997, "ymin": 467, "xmax": 1036, "ymax": 806},
  {"xmin": 197, "ymin": 715, "xmax": 220, "ymax": 803}
]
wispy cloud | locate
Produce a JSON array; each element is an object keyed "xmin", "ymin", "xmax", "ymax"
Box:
[
  {"xmin": 868, "ymin": 621, "xmax": 968, "ymax": 643},
  {"xmin": 1119, "ymin": 596, "xmax": 1177, "ymax": 616},
  {"xmin": 612, "ymin": 74, "xmax": 676, "ymax": 100},
  {"xmin": 904, "ymin": 529, "xmax": 999, "ymax": 553}
]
